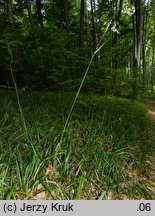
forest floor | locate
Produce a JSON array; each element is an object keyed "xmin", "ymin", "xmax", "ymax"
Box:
[{"xmin": 0, "ymin": 89, "xmax": 155, "ymax": 200}]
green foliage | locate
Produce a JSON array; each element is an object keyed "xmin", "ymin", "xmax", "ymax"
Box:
[
  {"xmin": 1, "ymin": 0, "xmax": 155, "ymax": 201},
  {"xmin": 0, "ymin": 90, "xmax": 154, "ymax": 199},
  {"xmin": 0, "ymin": 0, "xmax": 154, "ymax": 96},
  {"xmin": 0, "ymin": 0, "xmax": 152, "ymax": 95}
]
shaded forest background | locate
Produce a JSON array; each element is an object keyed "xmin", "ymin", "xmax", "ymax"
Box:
[
  {"xmin": 0, "ymin": 0, "xmax": 155, "ymax": 96},
  {"xmin": 0, "ymin": 0, "xmax": 155, "ymax": 200}
]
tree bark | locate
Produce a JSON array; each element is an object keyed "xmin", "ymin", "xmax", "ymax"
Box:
[
  {"xmin": 113, "ymin": 0, "xmax": 123, "ymax": 70},
  {"xmin": 2, "ymin": 0, "xmax": 6, "ymax": 29},
  {"xmin": 80, "ymin": 0, "xmax": 85, "ymax": 48},
  {"xmin": 151, "ymin": 14, "xmax": 155, "ymax": 93},
  {"xmin": 36, "ymin": 0, "xmax": 43, "ymax": 28},
  {"xmin": 131, "ymin": 0, "xmax": 143, "ymax": 68},
  {"xmin": 25, "ymin": 0, "xmax": 35, "ymax": 30},
  {"xmin": 6, "ymin": 0, "xmax": 14, "ymax": 32},
  {"xmin": 142, "ymin": 12, "xmax": 147, "ymax": 93},
  {"xmin": 63, "ymin": 0, "xmax": 71, "ymax": 50},
  {"xmin": 63, "ymin": 0, "xmax": 70, "ymax": 32},
  {"xmin": 112, "ymin": 0, "xmax": 123, "ymax": 95},
  {"xmin": 90, "ymin": 0, "xmax": 96, "ymax": 51},
  {"xmin": 131, "ymin": 0, "xmax": 143, "ymax": 97}
]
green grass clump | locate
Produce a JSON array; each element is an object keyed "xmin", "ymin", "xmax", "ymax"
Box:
[{"xmin": 0, "ymin": 89, "xmax": 154, "ymax": 200}]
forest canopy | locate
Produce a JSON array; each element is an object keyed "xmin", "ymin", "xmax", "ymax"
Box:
[{"xmin": 0, "ymin": 0, "xmax": 155, "ymax": 96}]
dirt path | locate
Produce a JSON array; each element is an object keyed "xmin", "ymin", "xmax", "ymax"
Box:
[
  {"xmin": 146, "ymin": 100, "xmax": 155, "ymax": 146},
  {"xmin": 146, "ymin": 100, "xmax": 155, "ymax": 120},
  {"xmin": 145, "ymin": 101, "xmax": 155, "ymax": 195}
]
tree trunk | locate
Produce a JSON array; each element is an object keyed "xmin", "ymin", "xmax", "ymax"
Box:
[
  {"xmin": 142, "ymin": 12, "xmax": 147, "ymax": 93},
  {"xmin": 63, "ymin": 0, "xmax": 70, "ymax": 32},
  {"xmin": 3, "ymin": 0, "xmax": 6, "ymax": 29},
  {"xmin": 80, "ymin": 0, "xmax": 85, "ymax": 48},
  {"xmin": 36, "ymin": 0, "xmax": 43, "ymax": 28},
  {"xmin": 132, "ymin": 0, "xmax": 143, "ymax": 68},
  {"xmin": 90, "ymin": 0, "xmax": 96, "ymax": 51},
  {"xmin": 63, "ymin": 0, "xmax": 71, "ymax": 50},
  {"xmin": 25, "ymin": 0, "xmax": 35, "ymax": 30},
  {"xmin": 6, "ymin": 0, "xmax": 14, "ymax": 32},
  {"xmin": 151, "ymin": 15, "xmax": 155, "ymax": 93},
  {"xmin": 112, "ymin": 0, "xmax": 123, "ymax": 95},
  {"xmin": 131, "ymin": 0, "xmax": 143, "ymax": 97}
]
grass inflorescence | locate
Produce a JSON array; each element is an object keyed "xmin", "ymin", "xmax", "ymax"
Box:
[{"xmin": 0, "ymin": 89, "xmax": 154, "ymax": 200}]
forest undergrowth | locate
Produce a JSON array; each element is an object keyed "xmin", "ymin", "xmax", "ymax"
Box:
[{"xmin": 0, "ymin": 89, "xmax": 154, "ymax": 200}]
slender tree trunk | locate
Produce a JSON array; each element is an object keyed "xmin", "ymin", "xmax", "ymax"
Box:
[
  {"xmin": 63, "ymin": 0, "xmax": 70, "ymax": 32},
  {"xmin": 80, "ymin": 0, "xmax": 85, "ymax": 48},
  {"xmin": 25, "ymin": 0, "xmax": 35, "ymax": 88},
  {"xmin": 90, "ymin": 0, "xmax": 96, "ymax": 51},
  {"xmin": 25, "ymin": 0, "xmax": 35, "ymax": 30},
  {"xmin": 85, "ymin": 3, "xmax": 90, "ymax": 48},
  {"xmin": 131, "ymin": 0, "xmax": 143, "ymax": 97},
  {"xmin": 151, "ymin": 15, "xmax": 155, "ymax": 93},
  {"xmin": 36, "ymin": 0, "xmax": 43, "ymax": 28},
  {"xmin": 115, "ymin": 0, "xmax": 123, "ymax": 59},
  {"xmin": 113, "ymin": 0, "xmax": 123, "ymax": 95},
  {"xmin": 6, "ymin": 0, "xmax": 14, "ymax": 32},
  {"xmin": 63, "ymin": 0, "xmax": 71, "ymax": 50},
  {"xmin": 142, "ymin": 12, "xmax": 147, "ymax": 93},
  {"xmin": 132, "ymin": 0, "xmax": 143, "ymax": 68},
  {"xmin": 3, "ymin": 0, "xmax": 6, "ymax": 29}
]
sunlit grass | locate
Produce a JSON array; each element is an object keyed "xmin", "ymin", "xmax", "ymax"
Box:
[{"xmin": 0, "ymin": 89, "xmax": 154, "ymax": 199}]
